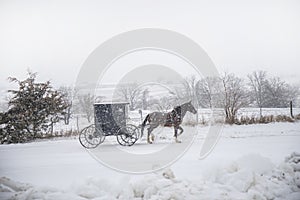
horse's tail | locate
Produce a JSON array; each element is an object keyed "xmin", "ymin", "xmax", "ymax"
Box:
[{"xmin": 141, "ymin": 114, "xmax": 150, "ymax": 138}]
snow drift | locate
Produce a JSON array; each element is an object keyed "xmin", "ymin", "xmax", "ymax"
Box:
[{"xmin": 1, "ymin": 153, "xmax": 300, "ymax": 200}]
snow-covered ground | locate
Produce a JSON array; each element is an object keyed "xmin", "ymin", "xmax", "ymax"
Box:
[{"xmin": 1, "ymin": 122, "xmax": 300, "ymax": 199}]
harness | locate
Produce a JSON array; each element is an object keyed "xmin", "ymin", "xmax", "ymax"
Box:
[{"xmin": 167, "ymin": 106, "xmax": 181, "ymax": 124}]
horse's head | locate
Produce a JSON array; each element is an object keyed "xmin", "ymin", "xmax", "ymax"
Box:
[{"xmin": 185, "ymin": 101, "xmax": 197, "ymax": 114}]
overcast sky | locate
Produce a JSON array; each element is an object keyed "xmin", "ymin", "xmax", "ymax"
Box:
[{"xmin": 1, "ymin": 0, "xmax": 300, "ymax": 95}]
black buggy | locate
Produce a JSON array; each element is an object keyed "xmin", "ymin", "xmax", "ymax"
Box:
[{"xmin": 79, "ymin": 102, "xmax": 139, "ymax": 148}]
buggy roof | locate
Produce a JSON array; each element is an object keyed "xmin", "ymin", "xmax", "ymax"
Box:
[{"xmin": 94, "ymin": 102, "xmax": 129, "ymax": 105}]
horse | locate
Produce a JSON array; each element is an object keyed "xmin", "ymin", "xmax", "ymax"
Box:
[{"xmin": 141, "ymin": 101, "xmax": 197, "ymax": 143}]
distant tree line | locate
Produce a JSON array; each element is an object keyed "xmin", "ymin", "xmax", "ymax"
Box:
[
  {"xmin": 115, "ymin": 71, "xmax": 299, "ymax": 124},
  {"xmin": 195, "ymin": 71, "xmax": 298, "ymax": 123}
]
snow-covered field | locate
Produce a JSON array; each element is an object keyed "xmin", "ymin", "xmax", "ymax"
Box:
[
  {"xmin": 52, "ymin": 107, "xmax": 300, "ymax": 134},
  {"xmin": 1, "ymin": 122, "xmax": 300, "ymax": 199}
]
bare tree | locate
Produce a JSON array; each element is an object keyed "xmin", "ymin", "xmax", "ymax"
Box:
[
  {"xmin": 77, "ymin": 93, "xmax": 94, "ymax": 123},
  {"xmin": 264, "ymin": 77, "xmax": 298, "ymax": 108},
  {"xmin": 58, "ymin": 86, "xmax": 77, "ymax": 125},
  {"xmin": 196, "ymin": 76, "xmax": 222, "ymax": 108},
  {"xmin": 247, "ymin": 72, "xmax": 298, "ymax": 109},
  {"xmin": 295, "ymin": 84, "xmax": 300, "ymax": 107},
  {"xmin": 174, "ymin": 76, "xmax": 200, "ymax": 121},
  {"xmin": 141, "ymin": 89, "xmax": 149, "ymax": 110},
  {"xmin": 247, "ymin": 71, "xmax": 267, "ymax": 117},
  {"xmin": 221, "ymin": 73, "xmax": 248, "ymax": 124},
  {"xmin": 115, "ymin": 83, "xmax": 141, "ymax": 110},
  {"xmin": 181, "ymin": 76, "xmax": 198, "ymax": 103},
  {"xmin": 152, "ymin": 96, "xmax": 173, "ymax": 112}
]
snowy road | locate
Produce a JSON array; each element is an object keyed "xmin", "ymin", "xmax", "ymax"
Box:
[{"xmin": 1, "ymin": 122, "xmax": 300, "ymax": 199}]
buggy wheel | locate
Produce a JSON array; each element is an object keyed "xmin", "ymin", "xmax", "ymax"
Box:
[
  {"xmin": 79, "ymin": 124, "xmax": 105, "ymax": 149},
  {"xmin": 116, "ymin": 124, "xmax": 139, "ymax": 146}
]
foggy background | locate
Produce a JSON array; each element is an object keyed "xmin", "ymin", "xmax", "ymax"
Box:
[{"xmin": 1, "ymin": 0, "xmax": 300, "ymax": 95}]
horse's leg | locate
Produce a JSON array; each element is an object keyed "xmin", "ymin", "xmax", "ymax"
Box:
[
  {"xmin": 174, "ymin": 126, "xmax": 181, "ymax": 143},
  {"xmin": 178, "ymin": 126, "xmax": 184, "ymax": 136},
  {"xmin": 147, "ymin": 126, "xmax": 153, "ymax": 144},
  {"xmin": 147, "ymin": 124, "xmax": 159, "ymax": 144}
]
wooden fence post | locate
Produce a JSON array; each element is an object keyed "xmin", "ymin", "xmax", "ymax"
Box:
[{"xmin": 290, "ymin": 101, "xmax": 294, "ymax": 118}]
